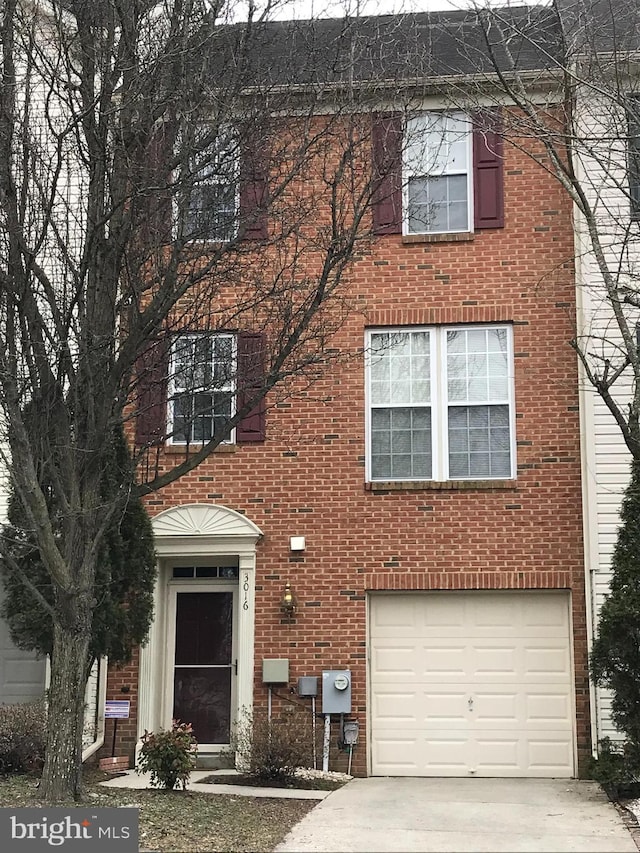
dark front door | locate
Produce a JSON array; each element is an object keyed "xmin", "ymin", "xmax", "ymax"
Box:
[{"xmin": 172, "ymin": 591, "xmax": 234, "ymax": 744}]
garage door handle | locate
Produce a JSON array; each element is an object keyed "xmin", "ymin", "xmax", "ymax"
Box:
[{"xmin": 468, "ymin": 696, "xmax": 474, "ymax": 711}]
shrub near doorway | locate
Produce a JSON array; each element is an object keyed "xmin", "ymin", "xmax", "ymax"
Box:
[{"xmin": 138, "ymin": 720, "xmax": 198, "ymax": 789}]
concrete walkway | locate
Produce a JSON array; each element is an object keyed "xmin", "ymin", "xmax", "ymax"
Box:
[
  {"xmin": 275, "ymin": 777, "xmax": 638, "ymax": 852},
  {"xmin": 99, "ymin": 768, "xmax": 329, "ymax": 800}
]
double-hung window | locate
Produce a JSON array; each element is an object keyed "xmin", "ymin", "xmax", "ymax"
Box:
[
  {"xmin": 628, "ymin": 96, "xmax": 640, "ymax": 220},
  {"xmin": 404, "ymin": 112, "xmax": 472, "ymax": 234},
  {"xmin": 169, "ymin": 334, "xmax": 235, "ymax": 444},
  {"xmin": 184, "ymin": 130, "xmax": 238, "ymax": 241},
  {"xmin": 367, "ymin": 325, "xmax": 514, "ymax": 482}
]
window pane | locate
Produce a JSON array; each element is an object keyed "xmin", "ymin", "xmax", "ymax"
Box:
[
  {"xmin": 448, "ymin": 404, "xmax": 511, "ymax": 479},
  {"xmin": 370, "ymin": 406, "xmax": 432, "ymax": 480},
  {"xmin": 391, "ymin": 408, "xmax": 412, "ymax": 431},
  {"xmin": 371, "ymin": 408, "xmax": 391, "ymax": 429},
  {"xmin": 408, "ymin": 175, "xmax": 468, "ymax": 234},
  {"xmin": 391, "ymin": 455, "xmax": 412, "ymax": 479},
  {"xmin": 390, "ymin": 381, "xmax": 412, "ymax": 404}
]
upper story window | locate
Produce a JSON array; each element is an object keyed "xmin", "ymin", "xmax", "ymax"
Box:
[
  {"xmin": 404, "ymin": 112, "xmax": 472, "ymax": 234},
  {"xmin": 134, "ymin": 331, "xmax": 267, "ymax": 448},
  {"xmin": 168, "ymin": 333, "xmax": 236, "ymax": 444},
  {"xmin": 628, "ymin": 96, "xmax": 640, "ymax": 220},
  {"xmin": 372, "ymin": 110, "xmax": 504, "ymax": 236},
  {"xmin": 366, "ymin": 325, "xmax": 515, "ymax": 483},
  {"xmin": 184, "ymin": 131, "xmax": 239, "ymax": 242}
]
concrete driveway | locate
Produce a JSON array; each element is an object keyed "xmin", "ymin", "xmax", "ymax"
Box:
[{"xmin": 275, "ymin": 777, "xmax": 638, "ymax": 852}]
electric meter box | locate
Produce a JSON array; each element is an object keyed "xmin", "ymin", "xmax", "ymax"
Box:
[
  {"xmin": 322, "ymin": 669, "xmax": 352, "ymax": 714},
  {"xmin": 297, "ymin": 676, "xmax": 318, "ymax": 697},
  {"xmin": 262, "ymin": 658, "xmax": 289, "ymax": 684}
]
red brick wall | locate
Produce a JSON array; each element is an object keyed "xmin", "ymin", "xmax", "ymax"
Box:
[{"xmin": 105, "ymin": 133, "xmax": 589, "ymax": 776}]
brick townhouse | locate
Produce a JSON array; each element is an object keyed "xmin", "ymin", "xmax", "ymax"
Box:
[{"xmin": 98, "ymin": 7, "xmax": 589, "ymax": 778}]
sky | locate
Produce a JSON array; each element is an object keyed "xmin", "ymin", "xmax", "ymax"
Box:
[{"xmin": 257, "ymin": 0, "xmax": 541, "ymax": 20}]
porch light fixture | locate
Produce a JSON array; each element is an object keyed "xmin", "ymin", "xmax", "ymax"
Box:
[{"xmin": 281, "ymin": 582, "xmax": 296, "ymax": 620}]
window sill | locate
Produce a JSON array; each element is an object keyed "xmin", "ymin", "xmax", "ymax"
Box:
[
  {"xmin": 402, "ymin": 232, "xmax": 475, "ymax": 245},
  {"xmin": 366, "ymin": 479, "xmax": 517, "ymax": 492},
  {"xmin": 164, "ymin": 442, "xmax": 237, "ymax": 454}
]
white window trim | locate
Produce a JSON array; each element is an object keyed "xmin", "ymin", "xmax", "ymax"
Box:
[
  {"xmin": 167, "ymin": 332, "xmax": 237, "ymax": 445},
  {"xmin": 365, "ymin": 324, "xmax": 516, "ymax": 483},
  {"xmin": 177, "ymin": 128, "xmax": 240, "ymax": 244},
  {"xmin": 402, "ymin": 111, "xmax": 474, "ymax": 236}
]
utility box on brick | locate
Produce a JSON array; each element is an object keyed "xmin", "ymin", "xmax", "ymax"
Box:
[
  {"xmin": 262, "ymin": 659, "xmax": 289, "ymax": 684},
  {"xmin": 322, "ymin": 669, "xmax": 351, "ymax": 714}
]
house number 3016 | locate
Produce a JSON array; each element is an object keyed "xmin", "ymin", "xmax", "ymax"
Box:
[{"xmin": 243, "ymin": 574, "xmax": 249, "ymax": 610}]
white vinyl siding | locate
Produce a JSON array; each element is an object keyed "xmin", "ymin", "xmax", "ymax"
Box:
[{"xmin": 573, "ymin": 91, "xmax": 640, "ymax": 745}]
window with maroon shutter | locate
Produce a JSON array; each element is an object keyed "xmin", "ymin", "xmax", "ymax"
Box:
[
  {"xmin": 373, "ymin": 110, "xmax": 504, "ymax": 236},
  {"xmin": 135, "ymin": 337, "xmax": 169, "ymax": 446},
  {"xmin": 473, "ymin": 110, "xmax": 504, "ymax": 230},
  {"xmin": 239, "ymin": 137, "xmax": 269, "ymax": 240},
  {"xmin": 183, "ymin": 130, "xmax": 238, "ymax": 242},
  {"xmin": 405, "ymin": 111, "xmax": 472, "ymax": 234},
  {"xmin": 236, "ymin": 331, "xmax": 266, "ymax": 442},
  {"xmin": 168, "ymin": 334, "xmax": 235, "ymax": 444},
  {"xmin": 372, "ymin": 113, "xmax": 402, "ymax": 235}
]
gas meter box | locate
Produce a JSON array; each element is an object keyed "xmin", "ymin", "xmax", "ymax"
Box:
[{"xmin": 322, "ymin": 669, "xmax": 351, "ymax": 714}]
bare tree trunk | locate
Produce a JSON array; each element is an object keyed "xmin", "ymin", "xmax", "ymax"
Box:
[{"xmin": 39, "ymin": 620, "xmax": 91, "ymax": 802}]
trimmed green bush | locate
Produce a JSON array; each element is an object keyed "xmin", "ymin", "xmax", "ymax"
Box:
[
  {"xmin": 138, "ymin": 720, "xmax": 198, "ymax": 790},
  {"xmin": 0, "ymin": 700, "xmax": 47, "ymax": 773}
]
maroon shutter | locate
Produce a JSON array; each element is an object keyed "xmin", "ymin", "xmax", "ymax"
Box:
[
  {"xmin": 236, "ymin": 332, "xmax": 266, "ymax": 442},
  {"xmin": 134, "ymin": 337, "xmax": 169, "ymax": 445},
  {"xmin": 473, "ymin": 110, "xmax": 504, "ymax": 230},
  {"xmin": 239, "ymin": 137, "xmax": 268, "ymax": 240},
  {"xmin": 372, "ymin": 113, "xmax": 402, "ymax": 235},
  {"xmin": 139, "ymin": 119, "xmax": 176, "ymax": 246}
]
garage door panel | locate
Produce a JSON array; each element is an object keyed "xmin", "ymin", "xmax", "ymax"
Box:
[
  {"xmin": 423, "ymin": 691, "xmax": 469, "ymax": 723},
  {"xmin": 525, "ymin": 692, "xmax": 572, "ymax": 724},
  {"xmin": 369, "ymin": 592, "xmax": 575, "ymax": 778},
  {"xmin": 527, "ymin": 738, "xmax": 574, "ymax": 772},
  {"xmin": 372, "ymin": 645, "xmax": 415, "ymax": 675},
  {"xmin": 524, "ymin": 646, "xmax": 571, "ymax": 676},
  {"xmin": 372, "ymin": 690, "xmax": 419, "ymax": 722}
]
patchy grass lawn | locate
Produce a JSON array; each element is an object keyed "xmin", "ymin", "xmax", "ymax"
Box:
[{"xmin": 0, "ymin": 771, "xmax": 317, "ymax": 852}]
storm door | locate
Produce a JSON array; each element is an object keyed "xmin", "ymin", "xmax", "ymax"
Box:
[{"xmin": 170, "ymin": 589, "xmax": 235, "ymax": 746}]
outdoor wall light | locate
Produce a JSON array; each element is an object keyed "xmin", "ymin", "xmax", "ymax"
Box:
[{"xmin": 281, "ymin": 582, "xmax": 296, "ymax": 620}]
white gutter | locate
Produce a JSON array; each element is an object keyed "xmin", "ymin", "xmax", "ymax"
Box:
[{"xmin": 82, "ymin": 657, "xmax": 108, "ymax": 762}]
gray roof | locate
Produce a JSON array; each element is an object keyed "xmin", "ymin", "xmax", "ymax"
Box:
[{"xmin": 210, "ymin": 5, "xmax": 564, "ymax": 89}]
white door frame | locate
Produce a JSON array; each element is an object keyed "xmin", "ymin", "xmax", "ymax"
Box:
[{"xmin": 137, "ymin": 504, "xmax": 262, "ymax": 757}]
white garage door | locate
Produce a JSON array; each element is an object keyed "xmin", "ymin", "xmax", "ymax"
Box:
[{"xmin": 369, "ymin": 591, "xmax": 574, "ymax": 777}]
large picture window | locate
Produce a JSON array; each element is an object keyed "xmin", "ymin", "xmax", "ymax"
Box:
[
  {"xmin": 169, "ymin": 334, "xmax": 235, "ymax": 444},
  {"xmin": 366, "ymin": 325, "xmax": 514, "ymax": 482}
]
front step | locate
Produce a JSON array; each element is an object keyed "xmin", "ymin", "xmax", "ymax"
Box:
[{"xmin": 196, "ymin": 752, "xmax": 235, "ymax": 771}]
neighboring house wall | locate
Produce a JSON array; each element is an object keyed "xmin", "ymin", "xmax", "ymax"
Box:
[
  {"xmin": 574, "ymin": 91, "xmax": 640, "ymax": 746},
  {"xmin": 0, "ymin": 445, "xmax": 47, "ymax": 704},
  {"xmin": 104, "ymin": 114, "xmax": 589, "ymax": 777}
]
